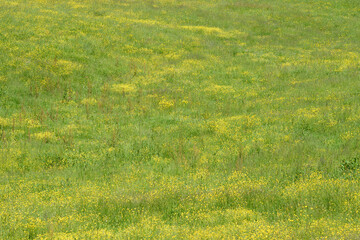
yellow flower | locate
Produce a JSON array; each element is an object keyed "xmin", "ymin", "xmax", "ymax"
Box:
[
  {"xmin": 81, "ymin": 98, "xmax": 97, "ymax": 106},
  {"xmin": 31, "ymin": 131, "xmax": 56, "ymax": 142},
  {"xmin": 111, "ymin": 83, "xmax": 137, "ymax": 94},
  {"xmin": 158, "ymin": 97, "xmax": 174, "ymax": 109}
]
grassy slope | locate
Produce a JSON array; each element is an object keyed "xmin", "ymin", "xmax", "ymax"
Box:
[{"xmin": 1, "ymin": 0, "xmax": 360, "ymax": 238}]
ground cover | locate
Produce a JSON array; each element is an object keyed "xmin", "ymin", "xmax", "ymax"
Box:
[{"xmin": 1, "ymin": 0, "xmax": 360, "ymax": 238}]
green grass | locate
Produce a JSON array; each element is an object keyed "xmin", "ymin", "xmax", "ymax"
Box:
[{"xmin": 1, "ymin": 0, "xmax": 360, "ymax": 238}]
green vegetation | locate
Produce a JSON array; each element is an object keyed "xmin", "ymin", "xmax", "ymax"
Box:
[{"xmin": 1, "ymin": 0, "xmax": 360, "ymax": 238}]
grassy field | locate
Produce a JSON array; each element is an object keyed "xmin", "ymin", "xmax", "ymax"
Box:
[{"xmin": 1, "ymin": 0, "xmax": 360, "ymax": 238}]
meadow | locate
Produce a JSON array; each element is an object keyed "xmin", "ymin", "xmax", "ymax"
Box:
[{"xmin": 1, "ymin": 0, "xmax": 360, "ymax": 238}]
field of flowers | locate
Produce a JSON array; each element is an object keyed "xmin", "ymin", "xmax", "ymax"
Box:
[{"xmin": 1, "ymin": 0, "xmax": 360, "ymax": 238}]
